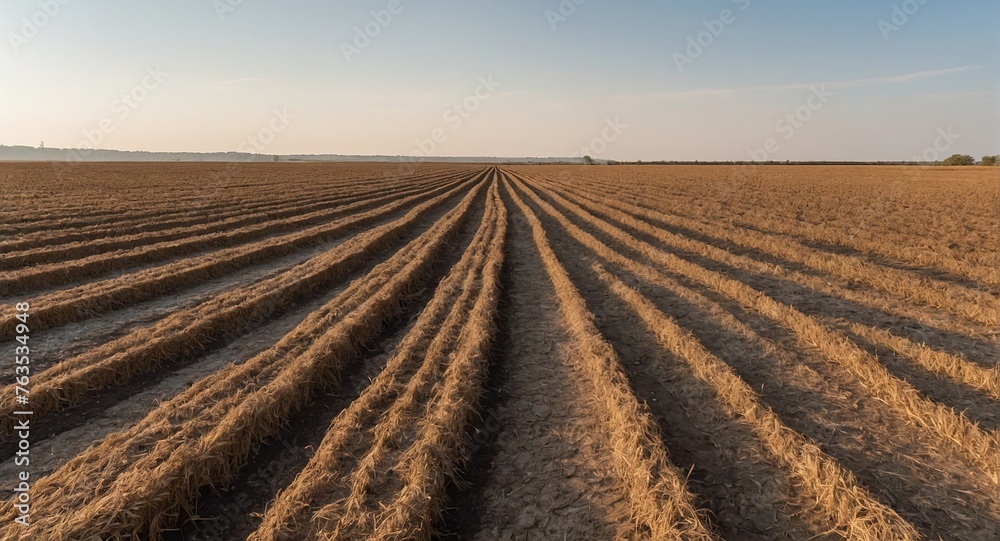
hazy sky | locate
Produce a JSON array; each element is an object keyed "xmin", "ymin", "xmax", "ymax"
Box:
[{"xmin": 2, "ymin": 0, "xmax": 998, "ymax": 160}]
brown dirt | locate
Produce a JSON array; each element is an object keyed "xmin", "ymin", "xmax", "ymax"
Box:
[
  {"xmin": 465, "ymin": 196, "xmax": 632, "ymax": 541},
  {"xmin": 0, "ymin": 163, "xmax": 995, "ymax": 540}
]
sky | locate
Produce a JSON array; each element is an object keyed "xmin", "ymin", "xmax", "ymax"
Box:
[{"xmin": 1, "ymin": 0, "xmax": 998, "ymax": 161}]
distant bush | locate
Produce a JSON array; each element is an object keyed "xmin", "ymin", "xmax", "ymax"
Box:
[
  {"xmin": 941, "ymin": 154, "xmax": 975, "ymax": 166},
  {"xmin": 981, "ymin": 155, "xmax": 998, "ymax": 166}
]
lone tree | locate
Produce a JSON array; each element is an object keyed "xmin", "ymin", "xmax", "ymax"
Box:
[
  {"xmin": 942, "ymin": 154, "xmax": 975, "ymax": 166},
  {"xmin": 981, "ymin": 155, "xmax": 998, "ymax": 166},
  {"xmin": 583, "ymin": 155, "xmax": 595, "ymax": 165}
]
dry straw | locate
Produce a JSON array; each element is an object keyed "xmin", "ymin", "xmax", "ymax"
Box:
[
  {"xmin": 0, "ymin": 173, "xmax": 481, "ymax": 435},
  {"xmin": 513, "ymin": 174, "xmax": 1000, "ymax": 485},
  {"xmin": 0, "ymin": 171, "xmax": 468, "ymax": 337},
  {"xmin": 504, "ymin": 174, "xmax": 716, "ymax": 540},
  {"xmin": 533, "ymin": 172, "xmax": 999, "ymax": 404},
  {"xmin": 0, "ymin": 173, "xmax": 489, "ymax": 540}
]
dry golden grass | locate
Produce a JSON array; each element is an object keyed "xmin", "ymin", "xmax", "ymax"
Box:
[
  {"xmin": 0, "ymin": 170, "xmax": 461, "ymax": 269},
  {"xmin": 844, "ymin": 321, "xmax": 1000, "ymax": 400},
  {"xmin": 594, "ymin": 263, "xmax": 919, "ymax": 540},
  {"xmin": 538, "ymin": 165, "xmax": 998, "ymax": 288},
  {"xmin": 0, "ymin": 174, "xmax": 488, "ymax": 540},
  {"xmin": 0, "ymin": 163, "xmax": 994, "ymax": 539},
  {"xmin": 331, "ymin": 177, "xmax": 508, "ymax": 540},
  {"xmin": 529, "ymin": 170, "xmax": 998, "ymax": 400},
  {"xmin": 0, "ymin": 173, "xmax": 468, "ymax": 339},
  {"xmin": 536, "ymin": 171, "xmax": 996, "ymax": 334},
  {"xmin": 504, "ymin": 175, "xmax": 716, "ymax": 540},
  {"xmin": 0, "ymin": 174, "xmax": 482, "ymax": 435},
  {"xmin": 249, "ymin": 174, "xmax": 506, "ymax": 541},
  {"xmin": 513, "ymin": 173, "xmax": 999, "ymax": 484}
]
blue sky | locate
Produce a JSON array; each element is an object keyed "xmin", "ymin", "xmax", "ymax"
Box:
[{"xmin": 1, "ymin": 0, "xmax": 997, "ymax": 160}]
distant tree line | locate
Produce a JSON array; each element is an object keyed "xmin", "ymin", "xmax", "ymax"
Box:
[
  {"xmin": 593, "ymin": 154, "xmax": 1000, "ymax": 166},
  {"xmin": 938, "ymin": 154, "xmax": 999, "ymax": 166}
]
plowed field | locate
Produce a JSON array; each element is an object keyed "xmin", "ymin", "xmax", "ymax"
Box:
[{"xmin": 0, "ymin": 162, "xmax": 996, "ymax": 540}]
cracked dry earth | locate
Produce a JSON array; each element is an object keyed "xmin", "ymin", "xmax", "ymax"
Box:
[{"xmin": 469, "ymin": 209, "xmax": 632, "ymax": 541}]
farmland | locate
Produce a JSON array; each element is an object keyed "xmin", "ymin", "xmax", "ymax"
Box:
[{"xmin": 0, "ymin": 161, "xmax": 996, "ymax": 540}]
